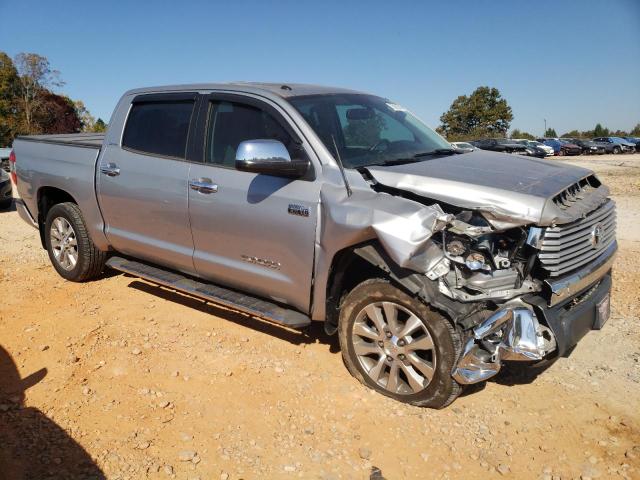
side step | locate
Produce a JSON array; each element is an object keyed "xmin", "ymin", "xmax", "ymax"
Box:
[{"xmin": 106, "ymin": 256, "xmax": 311, "ymax": 329}]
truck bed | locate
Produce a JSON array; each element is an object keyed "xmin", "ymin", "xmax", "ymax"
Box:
[{"xmin": 17, "ymin": 133, "xmax": 105, "ymax": 149}]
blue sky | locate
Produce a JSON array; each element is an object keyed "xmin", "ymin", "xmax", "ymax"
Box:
[{"xmin": 1, "ymin": 0, "xmax": 639, "ymax": 135}]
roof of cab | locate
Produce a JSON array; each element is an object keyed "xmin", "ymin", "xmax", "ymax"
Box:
[{"xmin": 123, "ymin": 82, "xmax": 368, "ymax": 99}]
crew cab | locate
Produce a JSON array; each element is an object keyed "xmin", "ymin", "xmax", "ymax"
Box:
[{"xmin": 11, "ymin": 83, "xmax": 617, "ymax": 408}]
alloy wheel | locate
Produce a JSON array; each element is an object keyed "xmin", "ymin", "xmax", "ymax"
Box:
[
  {"xmin": 50, "ymin": 217, "xmax": 78, "ymax": 271},
  {"xmin": 351, "ymin": 301, "xmax": 436, "ymax": 395}
]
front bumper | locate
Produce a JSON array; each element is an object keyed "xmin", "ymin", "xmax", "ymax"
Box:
[{"xmin": 453, "ymin": 243, "xmax": 615, "ymax": 384}]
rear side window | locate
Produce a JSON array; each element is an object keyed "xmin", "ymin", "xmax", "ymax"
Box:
[{"xmin": 122, "ymin": 101, "xmax": 194, "ymax": 158}]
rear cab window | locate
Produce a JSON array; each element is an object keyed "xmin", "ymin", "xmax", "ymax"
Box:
[{"xmin": 122, "ymin": 95, "xmax": 196, "ymax": 159}]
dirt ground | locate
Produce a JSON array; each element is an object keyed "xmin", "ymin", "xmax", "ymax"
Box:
[{"xmin": 1, "ymin": 154, "xmax": 639, "ymax": 480}]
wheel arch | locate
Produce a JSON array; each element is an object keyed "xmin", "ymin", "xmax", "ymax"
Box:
[
  {"xmin": 36, "ymin": 186, "xmax": 78, "ymax": 249},
  {"xmin": 322, "ymin": 241, "xmax": 480, "ymax": 335}
]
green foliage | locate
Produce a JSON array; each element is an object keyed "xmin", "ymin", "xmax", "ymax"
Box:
[
  {"xmin": 544, "ymin": 128, "xmax": 557, "ymax": 137},
  {"xmin": 561, "ymin": 130, "xmax": 582, "ymax": 138},
  {"xmin": 0, "ymin": 50, "xmax": 97, "ymax": 144},
  {"xmin": 631, "ymin": 123, "xmax": 640, "ymax": 136},
  {"xmin": 0, "ymin": 52, "xmax": 22, "ymax": 146},
  {"xmin": 438, "ymin": 86, "xmax": 513, "ymax": 140},
  {"xmin": 93, "ymin": 118, "xmax": 107, "ymax": 133},
  {"xmin": 510, "ymin": 129, "xmax": 535, "ymax": 140},
  {"xmin": 593, "ymin": 123, "xmax": 609, "ymax": 137}
]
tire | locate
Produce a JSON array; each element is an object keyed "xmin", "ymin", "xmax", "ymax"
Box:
[
  {"xmin": 558, "ymin": 149, "xmax": 565, "ymax": 156},
  {"xmin": 338, "ymin": 279, "xmax": 462, "ymax": 408},
  {"xmin": 44, "ymin": 202, "xmax": 107, "ymax": 281},
  {"xmin": 613, "ymin": 146, "xmax": 621, "ymax": 154}
]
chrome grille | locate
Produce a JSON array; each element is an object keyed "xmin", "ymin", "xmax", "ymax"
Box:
[{"xmin": 538, "ymin": 199, "xmax": 616, "ymax": 277}]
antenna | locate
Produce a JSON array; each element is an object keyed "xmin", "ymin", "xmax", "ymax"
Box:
[{"xmin": 331, "ymin": 135, "xmax": 352, "ymax": 197}]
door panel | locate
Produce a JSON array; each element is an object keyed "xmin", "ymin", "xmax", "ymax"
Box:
[
  {"xmin": 187, "ymin": 95, "xmax": 320, "ymax": 312},
  {"xmin": 97, "ymin": 146, "xmax": 195, "ymax": 274},
  {"xmin": 188, "ymin": 164, "xmax": 319, "ymax": 312}
]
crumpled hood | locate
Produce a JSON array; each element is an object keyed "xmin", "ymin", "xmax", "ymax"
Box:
[{"xmin": 366, "ymin": 149, "xmax": 598, "ymax": 228}]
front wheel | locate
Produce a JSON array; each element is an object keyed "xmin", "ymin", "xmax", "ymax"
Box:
[
  {"xmin": 338, "ymin": 279, "xmax": 462, "ymax": 408},
  {"xmin": 45, "ymin": 202, "xmax": 106, "ymax": 281},
  {"xmin": 613, "ymin": 146, "xmax": 621, "ymax": 154}
]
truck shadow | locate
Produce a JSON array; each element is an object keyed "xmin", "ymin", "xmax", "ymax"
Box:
[
  {"xmin": 126, "ymin": 279, "xmax": 341, "ymax": 353},
  {"xmin": 0, "ymin": 345, "xmax": 106, "ymax": 479}
]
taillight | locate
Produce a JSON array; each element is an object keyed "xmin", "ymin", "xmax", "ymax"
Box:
[{"xmin": 9, "ymin": 149, "xmax": 16, "ymax": 185}]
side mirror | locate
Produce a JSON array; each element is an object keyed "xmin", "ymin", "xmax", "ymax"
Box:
[{"xmin": 235, "ymin": 139, "xmax": 310, "ymax": 179}]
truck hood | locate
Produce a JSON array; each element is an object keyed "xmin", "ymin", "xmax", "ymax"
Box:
[{"xmin": 365, "ymin": 149, "xmax": 606, "ymax": 228}]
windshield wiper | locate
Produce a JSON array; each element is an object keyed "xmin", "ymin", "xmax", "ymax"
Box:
[
  {"xmin": 371, "ymin": 148, "xmax": 461, "ymax": 167},
  {"xmin": 414, "ymin": 148, "xmax": 460, "ymax": 157}
]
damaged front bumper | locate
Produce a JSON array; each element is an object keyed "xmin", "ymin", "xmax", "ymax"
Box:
[
  {"xmin": 453, "ymin": 304, "xmax": 556, "ymax": 384},
  {"xmin": 453, "ymin": 265, "xmax": 614, "ymax": 385}
]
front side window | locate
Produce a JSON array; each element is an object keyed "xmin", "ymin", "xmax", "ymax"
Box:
[
  {"xmin": 205, "ymin": 101, "xmax": 292, "ymax": 167},
  {"xmin": 122, "ymin": 101, "xmax": 194, "ymax": 158},
  {"xmin": 289, "ymin": 94, "xmax": 451, "ymax": 169}
]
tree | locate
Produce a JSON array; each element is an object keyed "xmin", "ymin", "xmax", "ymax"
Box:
[
  {"xmin": 438, "ymin": 86, "xmax": 513, "ymax": 141},
  {"xmin": 0, "ymin": 52, "xmax": 22, "ymax": 146},
  {"xmin": 631, "ymin": 123, "xmax": 640, "ymax": 136},
  {"xmin": 34, "ymin": 92, "xmax": 81, "ymax": 134},
  {"xmin": 93, "ymin": 118, "xmax": 107, "ymax": 133},
  {"xmin": 544, "ymin": 128, "xmax": 557, "ymax": 137},
  {"xmin": 593, "ymin": 123, "xmax": 609, "ymax": 137},
  {"xmin": 561, "ymin": 130, "xmax": 582, "ymax": 138},
  {"xmin": 510, "ymin": 129, "xmax": 535, "ymax": 140},
  {"xmin": 14, "ymin": 53, "xmax": 64, "ymax": 134},
  {"xmin": 74, "ymin": 100, "xmax": 96, "ymax": 132}
]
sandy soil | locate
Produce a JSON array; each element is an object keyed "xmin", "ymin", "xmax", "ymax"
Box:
[{"xmin": 0, "ymin": 154, "xmax": 639, "ymax": 480}]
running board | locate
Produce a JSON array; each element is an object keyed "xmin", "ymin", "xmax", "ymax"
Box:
[{"xmin": 106, "ymin": 256, "xmax": 311, "ymax": 329}]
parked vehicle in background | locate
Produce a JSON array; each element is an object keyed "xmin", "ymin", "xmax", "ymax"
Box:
[
  {"xmin": 0, "ymin": 168, "xmax": 12, "ymax": 209},
  {"xmin": 11, "ymin": 82, "xmax": 618, "ymax": 408},
  {"xmin": 622, "ymin": 137, "xmax": 640, "ymax": 152},
  {"xmin": 451, "ymin": 141, "xmax": 476, "ymax": 152},
  {"xmin": 470, "ymin": 138, "xmax": 534, "ymax": 156},
  {"xmin": 557, "ymin": 139, "xmax": 583, "ymax": 156},
  {"xmin": 537, "ymin": 138, "xmax": 581, "ymax": 156},
  {"xmin": 512, "ymin": 139, "xmax": 554, "ymax": 157},
  {"xmin": 0, "ymin": 147, "xmax": 12, "ymax": 173},
  {"xmin": 592, "ymin": 137, "xmax": 636, "ymax": 154},
  {"xmin": 564, "ymin": 138, "xmax": 605, "ymax": 155}
]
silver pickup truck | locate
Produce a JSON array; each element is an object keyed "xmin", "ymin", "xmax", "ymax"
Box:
[{"xmin": 11, "ymin": 83, "xmax": 616, "ymax": 408}]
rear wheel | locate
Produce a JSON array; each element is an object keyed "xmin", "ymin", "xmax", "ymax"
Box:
[
  {"xmin": 338, "ymin": 279, "xmax": 462, "ymax": 408},
  {"xmin": 45, "ymin": 202, "xmax": 106, "ymax": 281}
]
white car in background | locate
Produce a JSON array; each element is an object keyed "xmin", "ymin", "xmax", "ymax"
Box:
[
  {"xmin": 512, "ymin": 139, "xmax": 554, "ymax": 157},
  {"xmin": 451, "ymin": 141, "xmax": 476, "ymax": 152}
]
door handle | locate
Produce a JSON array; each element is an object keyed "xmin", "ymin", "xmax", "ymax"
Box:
[
  {"xmin": 100, "ymin": 163, "xmax": 120, "ymax": 177},
  {"xmin": 189, "ymin": 178, "xmax": 218, "ymax": 194}
]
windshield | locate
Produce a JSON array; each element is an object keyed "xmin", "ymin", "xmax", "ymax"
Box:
[{"xmin": 288, "ymin": 94, "xmax": 452, "ymax": 168}]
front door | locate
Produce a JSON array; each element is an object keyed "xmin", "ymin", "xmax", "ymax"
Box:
[
  {"xmin": 97, "ymin": 93, "xmax": 197, "ymax": 274},
  {"xmin": 188, "ymin": 94, "xmax": 320, "ymax": 313}
]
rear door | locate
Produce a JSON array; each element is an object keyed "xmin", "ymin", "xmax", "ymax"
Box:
[
  {"xmin": 96, "ymin": 93, "xmax": 198, "ymax": 274},
  {"xmin": 187, "ymin": 93, "xmax": 321, "ymax": 313}
]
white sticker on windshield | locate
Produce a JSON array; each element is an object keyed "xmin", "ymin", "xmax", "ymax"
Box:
[{"xmin": 386, "ymin": 102, "xmax": 408, "ymax": 112}]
